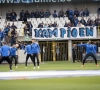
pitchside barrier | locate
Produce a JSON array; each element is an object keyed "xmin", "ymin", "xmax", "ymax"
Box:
[{"xmin": 83, "ymin": 53, "xmax": 100, "ymax": 61}]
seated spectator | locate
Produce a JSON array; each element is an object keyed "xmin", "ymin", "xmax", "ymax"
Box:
[
  {"xmin": 38, "ymin": 23, "xmax": 43, "ymax": 28},
  {"xmin": 74, "ymin": 8, "xmax": 79, "ymax": 17},
  {"xmin": 43, "ymin": 23, "xmax": 48, "ymax": 28},
  {"xmin": 83, "ymin": 8, "xmax": 89, "ymax": 17},
  {"xmin": 97, "ymin": 8, "xmax": 100, "ymax": 15},
  {"xmin": 6, "ymin": 11, "xmax": 11, "ymax": 21},
  {"xmin": 64, "ymin": 22, "xmax": 68, "ymax": 27},
  {"xmin": 58, "ymin": 9, "xmax": 64, "ymax": 17},
  {"xmin": 35, "ymin": 9, "xmax": 40, "ymax": 18},
  {"xmin": 45, "ymin": 9, "xmax": 51, "ymax": 18},
  {"xmin": 95, "ymin": 16, "xmax": 100, "ymax": 26},
  {"xmin": 52, "ymin": 22, "xmax": 57, "ymax": 27},
  {"xmin": 77, "ymin": 21, "xmax": 84, "ymax": 27},
  {"xmin": 87, "ymin": 18, "xmax": 92, "ymax": 26},
  {"xmin": 73, "ymin": 16, "xmax": 79, "ymax": 27},
  {"xmin": 31, "ymin": 10, "xmax": 35, "ymax": 18},
  {"xmin": 52, "ymin": 10, "xmax": 58, "ymax": 18},
  {"xmin": 10, "ymin": 10, "xmax": 17, "ymax": 21},
  {"xmin": 48, "ymin": 23, "xmax": 52, "ymax": 28},
  {"xmin": 19, "ymin": 10, "xmax": 25, "ymax": 21},
  {"xmin": 69, "ymin": 8, "xmax": 74, "ymax": 23},
  {"xmin": 65, "ymin": 8, "xmax": 69, "ymax": 17},
  {"xmin": 80, "ymin": 9, "xmax": 84, "ymax": 17},
  {"xmin": 67, "ymin": 22, "xmax": 72, "ymax": 27},
  {"xmin": 80, "ymin": 17, "xmax": 86, "ymax": 25},
  {"xmin": 24, "ymin": 10, "xmax": 30, "ymax": 19},
  {"xmin": 39, "ymin": 9, "xmax": 44, "ymax": 18},
  {"xmin": 0, "ymin": 28, "xmax": 4, "ymax": 46},
  {"xmin": 91, "ymin": 20, "xmax": 96, "ymax": 27},
  {"xmin": 11, "ymin": 23, "xmax": 17, "ymax": 29}
]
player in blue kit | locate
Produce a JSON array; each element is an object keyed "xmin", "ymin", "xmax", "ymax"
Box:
[
  {"xmin": 0, "ymin": 42, "xmax": 13, "ymax": 71},
  {"xmin": 31, "ymin": 39, "xmax": 40, "ymax": 69},
  {"xmin": 10, "ymin": 44, "xmax": 18, "ymax": 68},
  {"xmin": 24, "ymin": 43, "xmax": 34, "ymax": 68},
  {"xmin": 77, "ymin": 40, "xmax": 99, "ymax": 67}
]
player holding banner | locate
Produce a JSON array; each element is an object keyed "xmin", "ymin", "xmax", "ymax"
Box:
[{"xmin": 77, "ymin": 40, "xmax": 99, "ymax": 67}]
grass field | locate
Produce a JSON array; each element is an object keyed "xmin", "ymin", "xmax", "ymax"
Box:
[
  {"xmin": 0, "ymin": 61, "xmax": 100, "ymax": 90},
  {"xmin": 0, "ymin": 61, "xmax": 100, "ymax": 71}
]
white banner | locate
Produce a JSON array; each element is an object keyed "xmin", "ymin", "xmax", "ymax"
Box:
[{"xmin": 32, "ymin": 27, "xmax": 97, "ymax": 40}]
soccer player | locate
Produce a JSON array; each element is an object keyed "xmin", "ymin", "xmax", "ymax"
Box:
[
  {"xmin": 92, "ymin": 42, "xmax": 97, "ymax": 54},
  {"xmin": 24, "ymin": 43, "xmax": 34, "ymax": 68},
  {"xmin": 77, "ymin": 40, "xmax": 98, "ymax": 67},
  {"xmin": 0, "ymin": 42, "xmax": 13, "ymax": 71},
  {"xmin": 10, "ymin": 44, "xmax": 18, "ymax": 68},
  {"xmin": 31, "ymin": 39, "xmax": 40, "ymax": 69}
]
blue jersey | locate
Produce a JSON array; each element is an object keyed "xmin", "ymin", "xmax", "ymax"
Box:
[
  {"xmin": 31, "ymin": 43, "xmax": 40, "ymax": 54},
  {"xmin": 93, "ymin": 44, "xmax": 97, "ymax": 54},
  {"xmin": 25, "ymin": 45, "xmax": 32, "ymax": 54},
  {"xmin": 78, "ymin": 44, "xmax": 95, "ymax": 54},
  {"xmin": 1, "ymin": 45, "xmax": 10, "ymax": 56},
  {"xmin": 10, "ymin": 47, "xmax": 17, "ymax": 56}
]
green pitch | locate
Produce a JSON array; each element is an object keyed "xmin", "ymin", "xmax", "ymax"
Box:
[
  {"xmin": 0, "ymin": 76, "xmax": 100, "ymax": 90},
  {"xmin": 0, "ymin": 61, "xmax": 100, "ymax": 71}
]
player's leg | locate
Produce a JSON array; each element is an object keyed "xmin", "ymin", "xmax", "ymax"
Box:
[
  {"xmin": 36, "ymin": 53, "xmax": 39, "ymax": 68},
  {"xmin": 90, "ymin": 53, "xmax": 98, "ymax": 66},
  {"xmin": 32, "ymin": 54, "xmax": 36, "ymax": 68},
  {"xmin": 5, "ymin": 57, "xmax": 12, "ymax": 70},
  {"xmin": 25, "ymin": 54, "xmax": 29, "ymax": 68},
  {"xmin": 14, "ymin": 56, "xmax": 18, "ymax": 68},
  {"xmin": 0, "ymin": 57, "xmax": 4, "ymax": 64},
  {"xmin": 29, "ymin": 54, "xmax": 34, "ymax": 65},
  {"xmin": 82, "ymin": 53, "xmax": 90, "ymax": 66}
]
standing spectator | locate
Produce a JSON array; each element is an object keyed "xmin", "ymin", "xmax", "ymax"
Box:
[
  {"xmin": 31, "ymin": 10, "xmax": 35, "ymax": 18},
  {"xmin": 58, "ymin": 9, "xmax": 64, "ymax": 17},
  {"xmin": 80, "ymin": 17, "xmax": 86, "ymax": 25},
  {"xmin": 0, "ymin": 28, "xmax": 4, "ymax": 46},
  {"xmin": 65, "ymin": 8, "xmax": 69, "ymax": 17},
  {"xmin": 27, "ymin": 21, "xmax": 33, "ymax": 36},
  {"xmin": 74, "ymin": 8, "xmax": 79, "ymax": 17},
  {"xmin": 83, "ymin": 8, "xmax": 89, "ymax": 17},
  {"xmin": 35, "ymin": 9, "xmax": 40, "ymax": 18},
  {"xmin": 19, "ymin": 10, "xmax": 25, "ymax": 21},
  {"xmin": 24, "ymin": 10, "xmax": 30, "ymax": 19},
  {"xmin": 52, "ymin": 10, "xmax": 58, "ymax": 18},
  {"xmin": 24, "ymin": 25, "xmax": 29, "ymax": 36},
  {"xmin": 69, "ymin": 9, "xmax": 74, "ymax": 23},
  {"xmin": 6, "ymin": 11, "xmax": 11, "ymax": 21},
  {"xmin": 39, "ymin": 9, "xmax": 44, "ymax": 18},
  {"xmin": 73, "ymin": 16, "xmax": 79, "ymax": 27},
  {"xmin": 10, "ymin": 10, "xmax": 17, "ymax": 21},
  {"xmin": 80, "ymin": 9, "xmax": 84, "ymax": 17},
  {"xmin": 97, "ymin": 8, "xmax": 100, "ymax": 15},
  {"xmin": 45, "ymin": 9, "xmax": 51, "ymax": 18}
]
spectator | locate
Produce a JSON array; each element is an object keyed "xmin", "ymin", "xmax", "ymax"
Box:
[
  {"xmin": 83, "ymin": 8, "xmax": 89, "ymax": 17},
  {"xmin": 80, "ymin": 17, "xmax": 86, "ymax": 25},
  {"xmin": 39, "ymin": 9, "xmax": 44, "ymax": 18},
  {"xmin": 48, "ymin": 23, "xmax": 52, "ymax": 28},
  {"xmin": 77, "ymin": 21, "xmax": 84, "ymax": 27},
  {"xmin": 52, "ymin": 10, "xmax": 58, "ymax": 18},
  {"xmin": 91, "ymin": 20, "xmax": 96, "ymax": 27},
  {"xmin": 0, "ymin": 28, "xmax": 4, "ymax": 46},
  {"xmin": 31, "ymin": 10, "xmax": 35, "ymax": 18},
  {"xmin": 43, "ymin": 23, "xmax": 48, "ymax": 28},
  {"xmin": 95, "ymin": 16, "xmax": 100, "ymax": 26},
  {"xmin": 19, "ymin": 10, "xmax": 25, "ymax": 21},
  {"xmin": 73, "ymin": 16, "xmax": 79, "ymax": 27},
  {"xmin": 52, "ymin": 22, "xmax": 57, "ymax": 27},
  {"xmin": 45, "ymin": 9, "xmax": 51, "ymax": 18},
  {"xmin": 6, "ymin": 11, "xmax": 11, "ymax": 21},
  {"xmin": 65, "ymin": 8, "xmax": 69, "ymax": 17},
  {"xmin": 38, "ymin": 23, "xmax": 43, "ymax": 28},
  {"xmin": 24, "ymin": 10, "xmax": 30, "ymax": 19},
  {"xmin": 24, "ymin": 25, "xmax": 29, "ymax": 36},
  {"xmin": 87, "ymin": 18, "xmax": 92, "ymax": 26},
  {"xmin": 74, "ymin": 8, "xmax": 79, "ymax": 17},
  {"xmin": 35, "ymin": 9, "xmax": 40, "ymax": 18},
  {"xmin": 58, "ymin": 9, "xmax": 64, "ymax": 17},
  {"xmin": 10, "ymin": 10, "xmax": 17, "ymax": 21},
  {"xmin": 27, "ymin": 21, "xmax": 33, "ymax": 36},
  {"xmin": 80, "ymin": 9, "xmax": 84, "ymax": 16},
  {"xmin": 97, "ymin": 8, "xmax": 100, "ymax": 15},
  {"xmin": 69, "ymin": 9, "xmax": 74, "ymax": 23},
  {"xmin": 11, "ymin": 23, "xmax": 17, "ymax": 29},
  {"xmin": 64, "ymin": 22, "xmax": 68, "ymax": 27}
]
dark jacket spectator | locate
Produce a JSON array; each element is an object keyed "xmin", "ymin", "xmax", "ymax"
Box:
[
  {"xmin": 64, "ymin": 22, "xmax": 68, "ymax": 27},
  {"xmin": 83, "ymin": 8, "xmax": 89, "ymax": 16},
  {"xmin": 95, "ymin": 17, "xmax": 100, "ymax": 26},
  {"xmin": 87, "ymin": 18, "xmax": 92, "ymax": 26},
  {"xmin": 11, "ymin": 23, "xmax": 17, "ymax": 29},
  {"xmin": 91, "ymin": 20, "xmax": 96, "ymax": 27},
  {"xmin": 6, "ymin": 11, "xmax": 11, "ymax": 21},
  {"xmin": 52, "ymin": 10, "xmax": 58, "ymax": 18},
  {"xmin": 10, "ymin": 10, "xmax": 17, "ymax": 21},
  {"xmin": 97, "ymin": 8, "xmax": 100, "ymax": 15},
  {"xmin": 31, "ymin": 10, "xmax": 35, "ymax": 18},
  {"xmin": 52, "ymin": 22, "xmax": 57, "ymax": 27},
  {"xmin": 69, "ymin": 9, "xmax": 74, "ymax": 23},
  {"xmin": 35, "ymin": 9, "xmax": 40, "ymax": 18},
  {"xmin": 65, "ymin": 8, "xmax": 69, "ymax": 17},
  {"xmin": 38, "ymin": 23, "xmax": 43, "ymax": 28},
  {"xmin": 73, "ymin": 17, "xmax": 79, "ymax": 27},
  {"xmin": 24, "ymin": 10, "xmax": 30, "ymax": 19},
  {"xmin": 58, "ymin": 9, "xmax": 64, "ymax": 17},
  {"xmin": 19, "ymin": 10, "xmax": 25, "ymax": 21},
  {"xmin": 74, "ymin": 8, "xmax": 79, "ymax": 17},
  {"xmin": 80, "ymin": 17, "xmax": 86, "ymax": 25},
  {"xmin": 45, "ymin": 9, "xmax": 51, "ymax": 18},
  {"xmin": 39, "ymin": 9, "xmax": 44, "ymax": 18}
]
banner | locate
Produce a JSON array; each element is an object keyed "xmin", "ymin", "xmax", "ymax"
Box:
[
  {"xmin": 83, "ymin": 53, "xmax": 100, "ymax": 61},
  {"xmin": 32, "ymin": 27, "xmax": 97, "ymax": 40}
]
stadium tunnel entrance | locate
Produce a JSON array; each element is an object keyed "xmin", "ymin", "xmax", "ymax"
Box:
[
  {"xmin": 72, "ymin": 40, "xmax": 100, "ymax": 61},
  {"xmin": 38, "ymin": 40, "xmax": 68, "ymax": 61}
]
